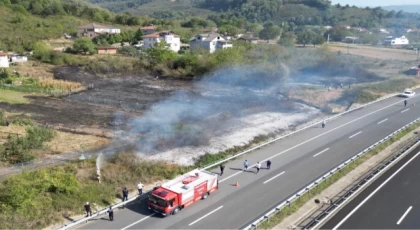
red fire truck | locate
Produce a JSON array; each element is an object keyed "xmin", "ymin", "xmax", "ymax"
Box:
[{"xmin": 148, "ymin": 169, "xmax": 218, "ymax": 216}]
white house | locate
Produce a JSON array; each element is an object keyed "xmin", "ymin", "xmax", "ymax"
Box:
[
  {"xmin": 0, "ymin": 52, "xmax": 9, "ymax": 68},
  {"xmin": 10, "ymin": 55, "xmax": 27, "ymax": 65},
  {"xmin": 142, "ymin": 31, "xmax": 181, "ymax": 52},
  {"xmin": 383, "ymin": 35, "xmax": 409, "ymax": 46},
  {"xmin": 77, "ymin": 23, "xmax": 121, "ymax": 39},
  {"xmin": 189, "ymin": 33, "xmax": 233, "ymax": 53}
]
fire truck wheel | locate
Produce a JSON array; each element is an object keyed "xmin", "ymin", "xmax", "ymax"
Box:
[
  {"xmin": 172, "ymin": 207, "xmax": 180, "ymax": 215},
  {"xmin": 202, "ymin": 192, "xmax": 209, "ymax": 199}
]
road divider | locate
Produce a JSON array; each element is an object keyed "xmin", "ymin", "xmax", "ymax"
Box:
[
  {"xmin": 378, "ymin": 118, "xmax": 388, "ymax": 125},
  {"xmin": 397, "ymin": 206, "xmax": 412, "ymax": 225},
  {"xmin": 349, "ymin": 131, "xmax": 362, "ymax": 139},
  {"xmin": 189, "ymin": 206, "xmax": 223, "ymax": 226},
  {"xmin": 241, "ymin": 117, "xmax": 420, "ymax": 230},
  {"xmin": 313, "ymin": 148, "xmax": 330, "ymax": 157},
  {"xmin": 263, "ymin": 171, "xmax": 286, "ymax": 184}
]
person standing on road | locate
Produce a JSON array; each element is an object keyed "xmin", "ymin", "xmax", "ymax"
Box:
[
  {"xmin": 84, "ymin": 202, "xmax": 92, "ymax": 217},
  {"xmin": 244, "ymin": 160, "xmax": 249, "ymax": 171},
  {"xmin": 256, "ymin": 162, "xmax": 261, "ymax": 174},
  {"xmin": 404, "ymin": 99, "xmax": 408, "ymax": 107},
  {"xmin": 107, "ymin": 206, "xmax": 114, "ymax": 221},
  {"xmin": 220, "ymin": 164, "xmax": 225, "ymax": 176},
  {"xmin": 322, "ymin": 120, "xmax": 326, "ymax": 128},
  {"xmin": 266, "ymin": 160, "xmax": 271, "ymax": 169},
  {"xmin": 122, "ymin": 187, "xmax": 129, "ymax": 202},
  {"xmin": 137, "ymin": 183, "xmax": 143, "ymax": 195}
]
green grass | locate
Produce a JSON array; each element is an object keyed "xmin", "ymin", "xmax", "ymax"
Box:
[
  {"xmin": 257, "ymin": 120, "xmax": 420, "ymax": 229},
  {"xmin": 0, "ymin": 89, "xmax": 29, "ymax": 104}
]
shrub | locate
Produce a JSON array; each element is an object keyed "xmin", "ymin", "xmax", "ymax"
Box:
[{"xmin": 0, "ymin": 125, "xmax": 55, "ymax": 164}]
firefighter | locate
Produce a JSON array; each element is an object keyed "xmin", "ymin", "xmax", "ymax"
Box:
[
  {"xmin": 122, "ymin": 187, "xmax": 129, "ymax": 208},
  {"xmin": 137, "ymin": 183, "xmax": 143, "ymax": 195},
  {"xmin": 404, "ymin": 99, "xmax": 408, "ymax": 107},
  {"xmin": 107, "ymin": 206, "xmax": 114, "ymax": 221},
  {"xmin": 322, "ymin": 120, "xmax": 326, "ymax": 128},
  {"xmin": 84, "ymin": 202, "xmax": 92, "ymax": 217},
  {"xmin": 219, "ymin": 164, "xmax": 225, "ymax": 176},
  {"xmin": 266, "ymin": 160, "xmax": 271, "ymax": 169},
  {"xmin": 256, "ymin": 162, "xmax": 261, "ymax": 174}
]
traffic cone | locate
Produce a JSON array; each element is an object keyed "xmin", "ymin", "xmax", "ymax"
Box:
[{"xmin": 234, "ymin": 181, "xmax": 239, "ymax": 187}]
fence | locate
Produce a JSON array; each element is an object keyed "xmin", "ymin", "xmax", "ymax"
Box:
[
  {"xmin": 241, "ymin": 117, "xmax": 420, "ymax": 230},
  {"xmin": 55, "ymin": 92, "xmax": 406, "ymax": 230}
]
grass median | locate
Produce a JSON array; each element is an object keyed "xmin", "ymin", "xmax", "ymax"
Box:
[{"xmin": 257, "ymin": 120, "xmax": 420, "ymax": 229}]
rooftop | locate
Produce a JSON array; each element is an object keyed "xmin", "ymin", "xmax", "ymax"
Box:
[
  {"xmin": 143, "ymin": 31, "xmax": 180, "ymax": 38},
  {"xmin": 161, "ymin": 169, "xmax": 216, "ymax": 194},
  {"xmin": 78, "ymin": 23, "xmax": 119, "ymax": 30},
  {"xmin": 191, "ymin": 33, "xmax": 225, "ymax": 42},
  {"xmin": 141, "ymin": 25, "xmax": 157, "ymax": 30}
]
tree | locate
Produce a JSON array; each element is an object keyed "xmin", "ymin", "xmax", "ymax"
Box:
[
  {"xmin": 33, "ymin": 41, "xmax": 51, "ymax": 62},
  {"xmin": 133, "ymin": 29, "xmax": 144, "ymax": 42},
  {"xmin": 297, "ymin": 30, "xmax": 315, "ymax": 47},
  {"xmin": 146, "ymin": 41, "xmax": 177, "ymax": 66},
  {"xmin": 278, "ymin": 32, "xmax": 296, "ymax": 47},
  {"xmin": 312, "ymin": 34, "xmax": 325, "ymax": 47},
  {"xmin": 73, "ymin": 38, "xmax": 95, "ymax": 54},
  {"xmin": 326, "ymin": 27, "xmax": 352, "ymax": 41},
  {"xmin": 259, "ymin": 25, "xmax": 282, "ymax": 41}
]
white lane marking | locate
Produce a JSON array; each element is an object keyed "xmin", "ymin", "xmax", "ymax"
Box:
[
  {"xmin": 189, "ymin": 206, "xmax": 223, "ymax": 226},
  {"xmin": 397, "ymin": 206, "xmax": 413, "ymax": 225},
  {"xmin": 263, "ymin": 171, "xmax": 285, "ymax": 184},
  {"xmin": 332, "ymin": 150, "xmax": 420, "ymax": 230},
  {"xmin": 219, "ymin": 171, "xmax": 242, "ymax": 183},
  {"xmin": 120, "ymin": 213, "xmax": 155, "ymax": 230},
  {"xmin": 220, "ymin": 98, "xmax": 406, "ymax": 183},
  {"xmin": 378, "ymin": 118, "xmax": 388, "ymax": 124},
  {"xmin": 313, "ymin": 148, "xmax": 330, "ymax": 157},
  {"xmin": 401, "ymin": 108, "xmax": 410, "ymax": 113},
  {"xmin": 349, "ymin": 131, "xmax": 362, "ymax": 139}
]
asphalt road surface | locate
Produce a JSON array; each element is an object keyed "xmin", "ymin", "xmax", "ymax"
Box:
[
  {"xmin": 322, "ymin": 140, "xmax": 420, "ymax": 229},
  {"xmin": 76, "ymin": 92, "xmax": 420, "ymax": 230}
]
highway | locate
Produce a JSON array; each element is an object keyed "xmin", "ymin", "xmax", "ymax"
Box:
[
  {"xmin": 322, "ymin": 141, "xmax": 420, "ymax": 229},
  {"xmin": 75, "ymin": 91, "xmax": 420, "ymax": 230}
]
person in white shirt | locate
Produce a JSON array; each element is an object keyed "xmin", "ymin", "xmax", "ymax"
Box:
[
  {"xmin": 256, "ymin": 162, "xmax": 261, "ymax": 174},
  {"xmin": 137, "ymin": 183, "xmax": 143, "ymax": 195}
]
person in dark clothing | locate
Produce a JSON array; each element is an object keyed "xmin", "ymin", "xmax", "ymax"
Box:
[
  {"xmin": 404, "ymin": 99, "xmax": 408, "ymax": 107},
  {"xmin": 220, "ymin": 164, "xmax": 225, "ymax": 176},
  {"xmin": 107, "ymin": 206, "xmax": 114, "ymax": 221},
  {"xmin": 122, "ymin": 188, "xmax": 129, "ymax": 202},
  {"xmin": 84, "ymin": 202, "xmax": 92, "ymax": 217},
  {"xmin": 266, "ymin": 160, "xmax": 271, "ymax": 169}
]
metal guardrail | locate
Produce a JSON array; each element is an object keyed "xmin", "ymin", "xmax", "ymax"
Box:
[
  {"xmin": 241, "ymin": 117, "xmax": 420, "ymax": 230},
  {"xmin": 56, "ymin": 92, "xmax": 405, "ymax": 230},
  {"xmin": 302, "ymin": 134, "xmax": 420, "ymax": 230}
]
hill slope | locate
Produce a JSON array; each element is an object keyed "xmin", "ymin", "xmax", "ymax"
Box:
[{"xmin": 383, "ymin": 5, "xmax": 420, "ymax": 14}]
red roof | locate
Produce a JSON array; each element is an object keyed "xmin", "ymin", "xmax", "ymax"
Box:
[
  {"xmin": 143, "ymin": 31, "xmax": 180, "ymax": 38},
  {"xmin": 0, "ymin": 52, "xmax": 7, "ymax": 56}
]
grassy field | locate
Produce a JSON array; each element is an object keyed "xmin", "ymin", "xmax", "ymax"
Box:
[{"xmin": 0, "ymin": 89, "xmax": 29, "ymax": 104}]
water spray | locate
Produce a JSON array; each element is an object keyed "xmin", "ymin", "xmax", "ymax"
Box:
[{"xmin": 96, "ymin": 153, "xmax": 103, "ymax": 184}]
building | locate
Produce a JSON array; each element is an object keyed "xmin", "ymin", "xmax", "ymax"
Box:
[
  {"xmin": 96, "ymin": 46, "xmax": 117, "ymax": 54},
  {"xmin": 0, "ymin": 52, "xmax": 9, "ymax": 68},
  {"xmin": 78, "ymin": 23, "xmax": 121, "ymax": 39},
  {"xmin": 140, "ymin": 25, "xmax": 157, "ymax": 35},
  {"xmin": 189, "ymin": 33, "xmax": 233, "ymax": 53},
  {"xmin": 142, "ymin": 31, "xmax": 181, "ymax": 52},
  {"xmin": 383, "ymin": 36, "xmax": 409, "ymax": 46},
  {"xmin": 10, "ymin": 55, "xmax": 27, "ymax": 65}
]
